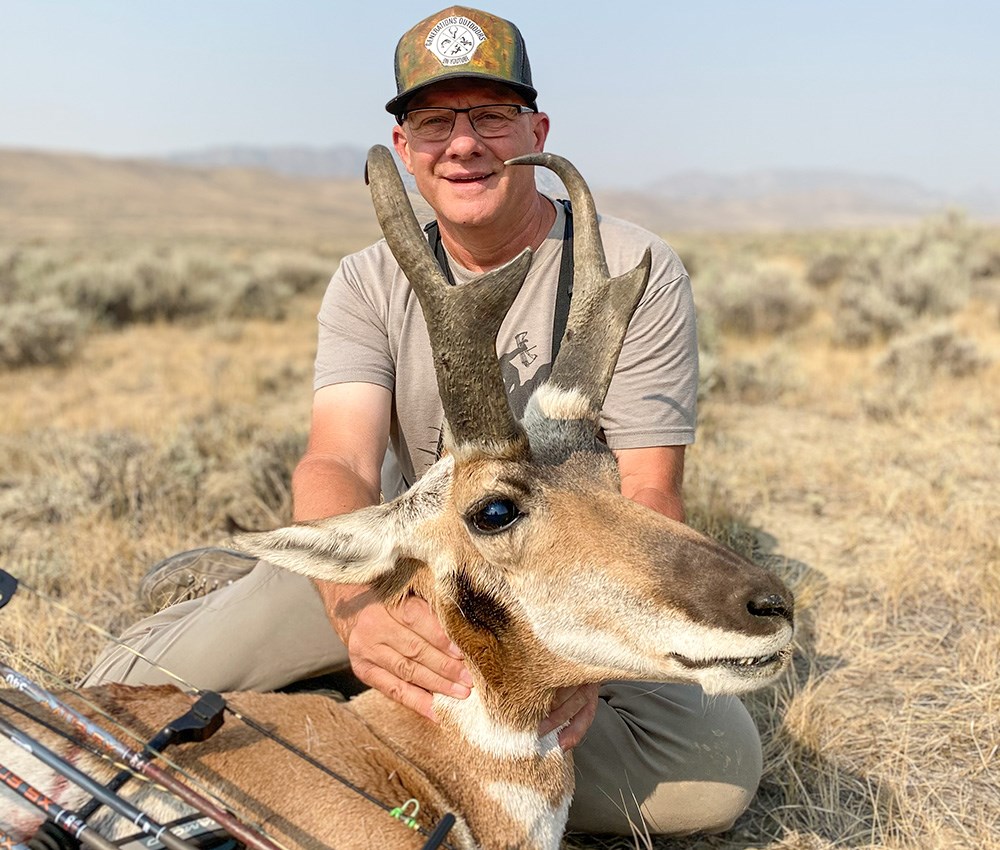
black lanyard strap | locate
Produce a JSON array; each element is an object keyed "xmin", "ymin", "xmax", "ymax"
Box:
[{"xmin": 550, "ymin": 199, "xmax": 573, "ymax": 360}]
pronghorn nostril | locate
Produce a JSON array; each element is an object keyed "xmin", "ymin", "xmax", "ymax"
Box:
[{"xmin": 747, "ymin": 593, "xmax": 793, "ymax": 622}]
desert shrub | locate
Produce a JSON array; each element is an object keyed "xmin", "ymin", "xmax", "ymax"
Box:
[
  {"xmin": 969, "ymin": 247, "xmax": 1000, "ymax": 280},
  {"xmin": 1, "ymin": 245, "xmax": 71, "ymax": 308},
  {"xmin": 834, "ymin": 276, "xmax": 910, "ymax": 347},
  {"xmin": 43, "ymin": 247, "xmax": 327, "ymax": 328},
  {"xmin": 877, "ymin": 325, "xmax": 989, "ymax": 381},
  {"xmin": 51, "ymin": 251, "xmax": 233, "ymax": 326},
  {"xmin": 252, "ymin": 251, "xmax": 333, "ymax": 294},
  {"xmin": 698, "ymin": 263, "xmax": 815, "ymax": 338},
  {"xmin": 676, "ymin": 247, "xmax": 698, "ymax": 278},
  {"xmin": 0, "ymin": 296, "xmax": 87, "ymax": 368},
  {"xmin": 3, "ymin": 244, "xmax": 330, "ymax": 338},
  {"xmin": 130, "ymin": 415, "xmax": 305, "ymax": 533},
  {"xmin": 2, "ymin": 417, "xmax": 307, "ymax": 544},
  {"xmin": 806, "ymin": 251, "xmax": 848, "ymax": 288},
  {"xmin": 221, "ymin": 273, "xmax": 292, "ymax": 321},
  {"xmin": 709, "ymin": 349, "xmax": 798, "ymax": 404},
  {"xmin": 694, "ymin": 308, "xmax": 720, "ymax": 400},
  {"xmin": 74, "ymin": 431, "xmax": 160, "ymax": 520},
  {"xmin": 201, "ymin": 430, "xmax": 306, "ymax": 531},
  {"xmin": 863, "ymin": 325, "xmax": 989, "ymax": 421},
  {"xmin": 883, "ymin": 238, "xmax": 969, "ymax": 317},
  {"xmin": 834, "ymin": 213, "xmax": 978, "ymax": 347},
  {"xmin": 0, "ymin": 246, "xmax": 22, "ymax": 303}
]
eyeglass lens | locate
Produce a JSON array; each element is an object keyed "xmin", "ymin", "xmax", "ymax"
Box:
[{"xmin": 405, "ymin": 105, "xmax": 528, "ymax": 141}]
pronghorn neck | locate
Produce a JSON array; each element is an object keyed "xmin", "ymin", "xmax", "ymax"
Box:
[
  {"xmin": 429, "ymin": 689, "xmax": 574, "ymax": 850},
  {"xmin": 433, "ymin": 689, "xmax": 561, "ymax": 761}
]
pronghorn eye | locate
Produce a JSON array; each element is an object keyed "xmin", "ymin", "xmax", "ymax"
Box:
[{"xmin": 468, "ymin": 498, "xmax": 522, "ymax": 534}]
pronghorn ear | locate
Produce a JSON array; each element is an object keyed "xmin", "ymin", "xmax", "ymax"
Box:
[
  {"xmin": 234, "ymin": 503, "xmax": 406, "ymax": 586},
  {"xmin": 233, "ymin": 458, "xmax": 451, "ymax": 587}
]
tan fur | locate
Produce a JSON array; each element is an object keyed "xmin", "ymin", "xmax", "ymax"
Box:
[{"xmin": 0, "ymin": 683, "xmax": 574, "ymax": 849}]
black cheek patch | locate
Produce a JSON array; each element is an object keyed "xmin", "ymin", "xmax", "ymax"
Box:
[{"xmin": 454, "ymin": 570, "xmax": 510, "ymax": 636}]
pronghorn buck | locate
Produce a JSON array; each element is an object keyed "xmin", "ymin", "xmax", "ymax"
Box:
[{"xmin": 0, "ymin": 147, "xmax": 794, "ymax": 850}]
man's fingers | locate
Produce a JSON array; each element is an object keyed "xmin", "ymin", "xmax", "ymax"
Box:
[
  {"xmin": 347, "ymin": 596, "xmax": 471, "ymax": 680},
  {"xmin": 381, "ymin": 645, "xmax": 472, "ymax": 698},
  {"xmin": 557, "ymin": 685, "xmax": 600, "ymax": 750},
  {"xmin": 395, "ymin": 595, "xmax": 464, "ymax": 658},
  {"xmin": 367, "ymin": 611, "xmax": 472, "ymax": 691},
  {"xmin": 538, "ymin": 683, "xmax": 601, "ymax": 749},
  {"xmin": 539, "ymin": 685, "xmax": 590, "ymax": 735},
  {"xmin": 339, "ymin": 594, "xmax": 473, "ymax": 719},
  {"xmin": 384, "ymin": 597, "xmax": 472, "ymax": 689},
  {"xmin": 360, "ymin": 665, "xmax": 438, "ymax": 721}
]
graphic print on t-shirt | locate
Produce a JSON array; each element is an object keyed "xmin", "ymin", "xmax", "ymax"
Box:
[
  {"xmin": 418, "ymin": 328, "xmax": 553, "ymax": 470},
  {"xmin": 500, "ymin": 328, "xmax": 551, "ymax": 419}
]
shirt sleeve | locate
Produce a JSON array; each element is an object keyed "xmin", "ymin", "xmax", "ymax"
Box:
[
  {"xmin": 313, "ymin": 248, "xmax": 396, "ymax": 392},
  {"xmin": 600, "ymin": 233, "xmax": 699, "ymax": 448}
]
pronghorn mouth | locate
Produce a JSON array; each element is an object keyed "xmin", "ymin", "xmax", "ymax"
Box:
[{"xmin": 673, "ymin": 647, "xmax": 790, "ymax": 674}]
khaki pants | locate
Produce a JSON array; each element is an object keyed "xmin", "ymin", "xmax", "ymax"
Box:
[{"xmin": 84, "ymin": 561, "xmax": 762, "ymax": 835}]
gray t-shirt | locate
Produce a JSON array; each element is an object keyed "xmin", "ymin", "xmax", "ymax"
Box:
[{"xmin": 314, "ymin": 198, "xmax": 697, "ymax": 497}]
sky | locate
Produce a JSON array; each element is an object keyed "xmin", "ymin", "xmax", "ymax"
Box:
[{"xmin": 2, "ymin": 0, "xmax": 997, "ymax": 194}]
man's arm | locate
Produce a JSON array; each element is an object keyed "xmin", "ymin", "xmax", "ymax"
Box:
[
  {"xmin": 293, "ymin": 382, "xmax": 387, "ymax": 521},
  {"xmin": 614, "ymin": 444, "xmax": 687, "ymax": 523},
  {"xmin": 293, "ymin": 382, "xmax": 472, "ymax": 719}
]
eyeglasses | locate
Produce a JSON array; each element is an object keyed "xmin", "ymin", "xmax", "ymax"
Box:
[{"xmin": 401, "ymin": 104, "xmax": 537, "ymax": 142}]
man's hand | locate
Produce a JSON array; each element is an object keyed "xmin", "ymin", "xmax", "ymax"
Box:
[
  {"xmin": 322, "ymin": 584, "xmax": 473, "ymax": 721},
  {"xmin": 539, "ymin": 683, "xmax": 600, "ymax": 750},
  {"xmin": 295, "ymin": 386, "xmax": 474, "ymax": 721}
]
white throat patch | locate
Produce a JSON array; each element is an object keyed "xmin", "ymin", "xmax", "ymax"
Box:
[
  {"xmin": 433, "ymin": 691, "xmax": 561, "ymax": 760},
  {"xmin": 487, "ymin": 782, "xmax": 572, "ymax": 850},
  {"xmin": 425, "ymin": 16, "xmax": 487, "ymax": 67}
]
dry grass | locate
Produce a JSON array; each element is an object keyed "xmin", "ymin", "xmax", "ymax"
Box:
[{"xmin": 1, "ymin": 210, "xmax": 998, "ymax": 849}]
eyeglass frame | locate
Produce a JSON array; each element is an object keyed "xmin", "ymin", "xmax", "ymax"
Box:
[{"xmin": 396, "ymin": 103, "xmax": 539, "ymax": 140}]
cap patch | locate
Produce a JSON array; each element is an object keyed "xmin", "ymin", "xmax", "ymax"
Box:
[{"xmin": 426, "ymin": 15, "xmax": 488, "ymax": 67}]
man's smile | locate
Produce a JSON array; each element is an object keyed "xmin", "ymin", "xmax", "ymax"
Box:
[{"xmin": 443, "ymin": 171, "xmax": 496, "ymax": 184}]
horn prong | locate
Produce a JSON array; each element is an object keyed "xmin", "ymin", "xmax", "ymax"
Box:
[
  {"xmin": 367, "ymin": 145, "xmax": 530, "ymax": 455},
  {"xmin": 506, "ymin": 152, "xmax": 650, "ymax": 415}
]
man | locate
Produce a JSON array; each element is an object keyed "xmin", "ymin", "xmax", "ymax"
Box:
[{"xmin": 85, "ymin": 6, "xmax": 763, "ymax": 836}]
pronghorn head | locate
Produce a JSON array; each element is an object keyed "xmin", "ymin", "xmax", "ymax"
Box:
[{"xmin": 238, "ymin": 146, "xmax": 793, "ymax": 726}]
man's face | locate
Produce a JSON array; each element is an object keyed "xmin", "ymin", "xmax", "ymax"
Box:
[{"xmin": 392, "ymin": 80, "xmax": 550, "ymax": 230}]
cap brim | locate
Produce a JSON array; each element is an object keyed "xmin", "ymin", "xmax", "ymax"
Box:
[{"xmin": 386, "ymin": 73, "xmax": 538, "ymax": 116}]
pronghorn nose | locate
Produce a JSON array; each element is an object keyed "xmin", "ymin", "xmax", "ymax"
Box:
[{"xmin": 747, "ymin": 592, "xmax": 793, "ymax": 623}]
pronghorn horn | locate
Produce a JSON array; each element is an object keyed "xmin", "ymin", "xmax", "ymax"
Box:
[
  {"xmin": 506, "ymin": 152, "xmax": 652, "ymax": 417},
  {"xmin": 366, "ymin": 145, "xmax": 531, "ymax": 455}
]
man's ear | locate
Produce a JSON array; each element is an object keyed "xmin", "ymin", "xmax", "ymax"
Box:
[
  {"xmin": 530, "ymin": 112, "xmax": 550, "ymax": 153},
  {"xmin": 392, "ymin": 124, "xmax": 415, "ymax": 175}
]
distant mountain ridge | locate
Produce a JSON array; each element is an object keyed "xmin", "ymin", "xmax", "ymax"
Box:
[
  {"xmin": 0, "ymin": 147, "xmax": 380, "ymax": 246},
  {"xmin": 164, "ymin": 143, "xmax": 570, "ymax": 197},
  {"xmin": 2, "ymin": 146, "xmax": 996, "ymax": 243},
  {"xmin": 162, "ymin": 144, "xmax": 998, "ymax": 231},
  {"xmin": 166, "ymin": 144, "xmax": 368, "ymax": 180},
  {"xmin": 650, "ymin": 169, "xmax": 943, "ymax": 205}
]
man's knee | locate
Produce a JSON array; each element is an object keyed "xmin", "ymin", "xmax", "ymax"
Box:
[
  {"xmin": 568, "ymin": 683, "xmax": 762, "ymax": 836},
  {"xmin": 638, "ymin": 691, "xmax": 762, "ymax": 835},
  {"xmin": 82, "ymin": 561, "xmax": 346, "ymax": 692}
]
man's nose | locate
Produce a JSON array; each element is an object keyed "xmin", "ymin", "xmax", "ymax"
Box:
[{"xmin": 445, "ymin": 112, "xmax": 485, "ymax": 153}]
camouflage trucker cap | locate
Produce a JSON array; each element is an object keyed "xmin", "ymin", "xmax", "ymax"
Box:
[{"xmin": 386, "ymin": 6, "xmax": 537, "ymax": 117}]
